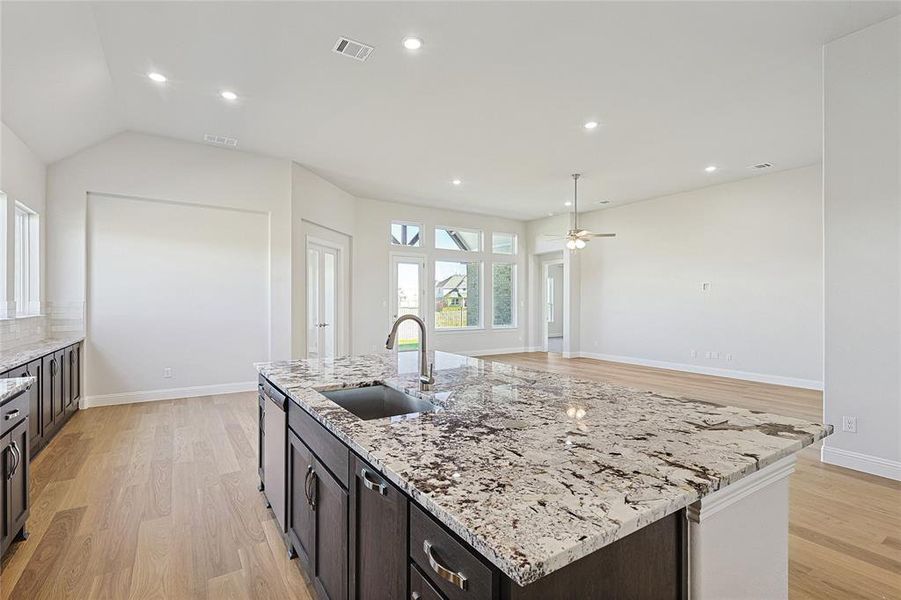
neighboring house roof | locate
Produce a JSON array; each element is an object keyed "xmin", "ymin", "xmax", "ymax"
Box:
[{"xmin": 436, "ymin": 274, "xmax": 467, "ymax": 299}]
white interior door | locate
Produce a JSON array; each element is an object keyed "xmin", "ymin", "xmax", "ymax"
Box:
[
  {"xmin": 307, "ymin": 242, "xmax": 340, "ymax": 359},
  {"xmin": 390, "ymin": 255, "xmax": 426, "ymax": 350}
]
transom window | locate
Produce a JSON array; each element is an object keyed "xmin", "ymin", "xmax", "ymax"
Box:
[
  {"xmin": 492, "ymin": 232, "xmax": 517, "ymax": 255},
  {"xmin": 390, "ymin": 222, "xmax": 421, "ymax": 247},
  {"xmin": 435, "ymin": 227, "xmax": 481, "ymax": 252}
]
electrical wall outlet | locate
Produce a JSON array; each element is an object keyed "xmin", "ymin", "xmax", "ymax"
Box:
[
  {"xmin": 701, "ymin": 282, "xmax": 711, "ymax": 292},
  {"xmin": 163, "ymin": 368, "xmax": 172, "ymax": 379},
  {"xmin": 726, "ymin": 353, "xmax": 733, "ymax": 361},
  {"xmin": 841, "ymin": 416, "xmax": 857, "ymax": 433},
  {"xmin": 690, "ymin": 350, "xmax": 697, "ymax": 358}
]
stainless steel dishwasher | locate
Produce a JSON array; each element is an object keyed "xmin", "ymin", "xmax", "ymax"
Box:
[{"xmin": 261, "ymin": 380, "xmax": 287, "ymax": 534}]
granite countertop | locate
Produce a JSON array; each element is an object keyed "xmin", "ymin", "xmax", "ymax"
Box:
[
  {"xmin": 257, "ymin": 351, "xmax": 831, "ymax": 587},
  {"xmin": 0, "ymin": 377, "xmax": 35, "ymax": 405},
  {"xmin": 0, "ymin": 335, "xmax": 85, "ymax": 373}
]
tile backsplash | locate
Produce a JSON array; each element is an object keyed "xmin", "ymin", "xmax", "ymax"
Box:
[
  {"xmin": 0, "ymin": 301, "xmax": 85, "ymax": 351},
  {"xmin": 0, "ymin": 315, "xmax": 48, "ymax": 350}
]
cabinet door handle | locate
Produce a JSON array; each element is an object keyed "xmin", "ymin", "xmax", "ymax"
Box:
[
  {"xmin": 4, "ymin": 409, "xmax": 20, "ymax": 421},
  {"xmin": 411, "ymin": 594, "xmax": 421, "ymax": 600},
  {"xmin": 8, "ymin": 441, "xmax": 20, "ymax": 480},
  {"xmin": 360, "ymin": 468, "xmax": 387, "ymax": 495},
  {"xmin": 303, "ymin": 465, "xmax": 313, "ymax": 505},
  {"xmin": 51, "ymin": 359, "xmax": 57, "ymax": 376},
  {"xmin": 308, "ymin": 471, "xmax": 318, "ymax": 510},
  {"xmin": 423, "ymin": 540, "xmax": 468, "ymax": 590}
]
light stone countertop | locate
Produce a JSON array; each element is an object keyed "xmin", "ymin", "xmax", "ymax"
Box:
[
  {"xmin": 0, "ymin": 377, "xmax": 35, "ymax": 405},
  {"xmin": 257, "ymin": 351, "xmax": 831, "ymax": 587},
  {"xmin": 0, "ymin": 335, "xmax": 85, "ymax": 374}
]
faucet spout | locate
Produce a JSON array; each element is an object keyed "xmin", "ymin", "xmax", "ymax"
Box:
[{"xmin": 386, "ymin": 314, "xmax": 434, "ymax": 391}]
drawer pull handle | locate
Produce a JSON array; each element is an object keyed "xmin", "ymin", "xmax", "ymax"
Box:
[
  {"xmin": 360, "ymin": 468, "xmax": 387, "ymax": 495},
  {"xmin": 423, "ymin": 540, "xmax": 468, "ymax": 590},
  {"xmin": 411, "ymin": 594, "xmax": 421, "ymax": 600},
  {"xmin": 4, "ymin": 409, "xmax": 20, "ymax": 421}
]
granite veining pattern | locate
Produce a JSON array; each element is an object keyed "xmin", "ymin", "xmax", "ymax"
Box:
[
  {"xmin": 0, "ymin": 377, "xmax": 35, "ymax": 405},
  {"xmin": 0, "ymin": 335, "xmax": 85, "ymax": 373},
  {"xmin": 257, "ymin": 351, "xmax": 831, "ymax": 587}
]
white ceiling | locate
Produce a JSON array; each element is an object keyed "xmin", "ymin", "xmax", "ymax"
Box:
[{"xmin": 2, "ymin": 1, "xmax": 898, "ymax": 220}]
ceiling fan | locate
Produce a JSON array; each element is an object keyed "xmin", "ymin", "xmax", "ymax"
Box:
[{"xmin": 545, "ymin": 173, "xmax": 616, "ymax": 249}]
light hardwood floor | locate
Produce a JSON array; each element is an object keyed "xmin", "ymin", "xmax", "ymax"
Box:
[
  {"xmin": 1, "ymin": 353, "xmax": 899, "ymax": 599},
  {"xmin": 0, "ymin": 393, "xmax": 316, "ymax": 600}
]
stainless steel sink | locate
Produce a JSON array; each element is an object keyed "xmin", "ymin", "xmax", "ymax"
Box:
[{"xmin": 319, "ymin": 384, "xmax": 436, "ymax": 420}]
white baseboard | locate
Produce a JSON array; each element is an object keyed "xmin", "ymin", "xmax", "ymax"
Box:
[
  {"xmin": 83, "ymin": 381, "xmax": 257, "ymax": 408},
  {"xmin": 821, "ymin": 445, "xmax": 901, "ymax": 481},
  {"xmin": 577, "ymin": 351, "xmax": 823, "ymax": 390}
]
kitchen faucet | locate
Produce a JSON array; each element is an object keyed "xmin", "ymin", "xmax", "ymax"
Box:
[{"xmin": 385, "ymin": 314, "xmax": 435, "ymax": 391}]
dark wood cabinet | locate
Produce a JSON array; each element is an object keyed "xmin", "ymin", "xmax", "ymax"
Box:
[
  {"xmin": 311, "ymin": 456, "xmax": 348, "ymax": 600},
  {"xmin": 410, "ymin": 564, "xmax": 444, "ymax": 600},
  {"xmin": 1, "ymin": 396, "xmax": 30, "ymax": 557},
  {"xmin": 287, "ymin": 427, "xmax": 348, "ymax": 600},
  {"xmin": 40, "ymin": 354, "xmax": 55, "ymax": 436},
  {"xmin": 53, "ymin": 349, "xmax": 66, "ymax": 419},
  {"xmin": 65, "ymin": 344, "xmax": 80, "ymax": 417},
  {"xmin": 350, "ymin": 454, "xmax": 407, "ymax": 600},
  {"xmin": 9, "ymin": 360, "xmax": 41, "ymax": 458},
  {"xmin": 288, "ymin": 428, "xmax": 316, "ymax": 567}
]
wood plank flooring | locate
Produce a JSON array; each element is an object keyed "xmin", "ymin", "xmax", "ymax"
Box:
[
  {"xmin": 2, "ymin": 354, "xmax": 898, "ymax": 599},
  {"xmin": 0, "ymin": 394, "xmax": 315, "ymax": 600}
]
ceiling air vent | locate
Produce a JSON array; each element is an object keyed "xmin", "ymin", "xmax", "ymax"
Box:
[
  {"xmin": 203, "ymin": 134, "xmax": 238, "ymax": 148},
  {"xmin": 333, "ymin": 37, "xmax": 373, "ymax": 62},
  {"xmin": 749, "ymin": 162, "xmax": 773, "ymax": 170}
]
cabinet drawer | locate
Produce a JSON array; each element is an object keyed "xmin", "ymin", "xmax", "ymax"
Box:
[
  {"xmin": 410, "ymin": 503, "xmax": 496, "ymax": 600},
  {"xmin": 288, "ymin": 399, "xmax": 349, "ymax": 488},
  {"xmin": 1, "ymin": 390, "xmax": 29, "ymax": 435},
  {"xmin": 411, "ymin": 563, "xmax": 445, "ymax": 600}
]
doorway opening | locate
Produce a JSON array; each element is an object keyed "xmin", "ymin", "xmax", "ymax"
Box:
[{"xmin": 390, "ymin": 254, "xmax": 426, "ymax": 350}]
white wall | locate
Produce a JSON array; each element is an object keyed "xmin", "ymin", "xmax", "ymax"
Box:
[
  {"xmin": 291, "ymin": 163, "xmax": 356, "ymax": 355},
  {"xmin": 353, "ymin": 196, "xmax": 528, "ymax": 356},
  {"xmin": 46, "ymin": 132, "xmax": 293, "ymax": 399},
  {"xmin": 527, "ymin": 165, "xmax": 824, "ymax": 388},
  {"xmin": 86, "ymin": 193, "xmax": 268, "ymax": 401},
  {"xmin": 822, "ymin": 16, "xmax": 900, "ymax": 480},
  {"xmin": 0, "ymin": 122, "xmax": 46, "ymax": 318}
]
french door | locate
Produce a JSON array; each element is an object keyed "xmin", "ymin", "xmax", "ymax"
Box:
[
  {"xmin": 390, "ymin": 255, "xmax": 426, "ymax": 351},
  {"xmin": 307, "ymin": 241, "xmax": 340, "ymax": 359}
]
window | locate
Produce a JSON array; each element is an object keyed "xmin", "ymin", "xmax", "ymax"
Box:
[
  {"xmin": 435, "ymin": 260, "xmax": 481, "ymax": 329},
  {"xmin": 435, "ymin": 227, "xmax": 481, "ymax": 252},
  {"xmin": 390, "ymin": 222, "xmax": 421, "ymax": 247},
  {"xmin": 14, "ymin": 202, "xmax": 39, "ymax": 316},
  {"xmin": 492, "ymin": 232, "xmax": 517, "ymax": 255},
  {"xmin": 492, "ymin": 263, "xmax": 516, "ymax": 327}
]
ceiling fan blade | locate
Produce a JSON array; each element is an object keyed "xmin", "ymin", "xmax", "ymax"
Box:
[{"xmin": 585, "ymin": 233, "xmax": 616, "ymax": 238}]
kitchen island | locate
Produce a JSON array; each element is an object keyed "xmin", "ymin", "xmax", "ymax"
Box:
[{"xmin": 257, "ymin": 351, "xmax": 831, "ymax": 599}]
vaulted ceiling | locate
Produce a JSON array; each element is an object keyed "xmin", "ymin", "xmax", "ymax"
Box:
[{"xmin": 3, "ymin": 1, "xmax": 898, "ymax": 219}]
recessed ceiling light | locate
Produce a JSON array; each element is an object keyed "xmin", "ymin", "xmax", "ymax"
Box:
[
  {"xmin": 705, "ymin": 165, "xmax": 717, "ymax": 173},
  {"xmin": 583, "ymin": 121, "xmax": 599, "ymax": 130},
  {"xmin": 147, "ymin": 72, "xmax": 167, "ymax": 83},
  {"xmin": 564, "ymin": 201, "xmax": 572, "ymax": 206},
  {"xmin": 452, "ymin": 179, "xmax": 462, "ymax": 186},
  {"xmin": 220, "ymin": 90, "xmax": 238, "ymax": 101},
  {"xmin": 403, "ymin": 37, "xmax": 423, "ymax": 50}
]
